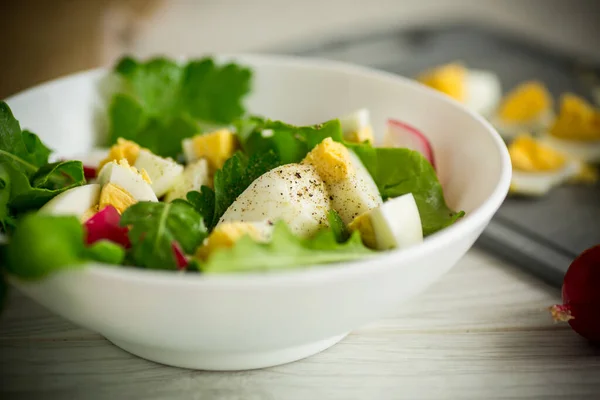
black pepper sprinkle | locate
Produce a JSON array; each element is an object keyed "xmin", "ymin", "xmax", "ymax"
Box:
[
  {"xmin": 329, "ymin": 195, "xmax": 334, "ymax": 200},
  {"xmin": 309, "ymin": 194, "xmax": 313, "ymax": 197},
  {"xmin": 295, "ymin": 172, "xmax": 301, "ymax": 179}
]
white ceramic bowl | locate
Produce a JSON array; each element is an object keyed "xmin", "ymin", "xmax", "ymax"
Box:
[{"xmin": 6, "ymin": 54, "xmax": 511, "ymax": 371}]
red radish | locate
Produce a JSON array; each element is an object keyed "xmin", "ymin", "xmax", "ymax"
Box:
[
  {"xmin": 171, "ymin": 241, "xmax": 188, "ymax": 270},
  {"xmin": 386, "ymin": 119, "xmax": 436, "ymax": 169},
  {"xmin": 84, "ymin": 205, "xmax": 131, "ymax": 248},
  {"xmin": 549, "ymin": 244, "xmax": 600, "ymax": 343},
  {"xmin": 83, "ymin": 165, "xmax": 97, "ymax": 179}
]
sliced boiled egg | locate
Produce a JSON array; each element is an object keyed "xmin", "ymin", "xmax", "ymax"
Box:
[
  {"xmin": 417, "ymin": 62, "xmax": 502, "ymax": 117},
  {"xmin": 164, "ymin": 159, "xmax": 211, "ymax": 202},
  {"xmin": 508, "ymin": 135, "xmax": 584, "ymax": 196},
  {"xmin": 219, "ymin": 163, "xmax": 331, "ymax": 238},
  {"xmin": 97, "ymin": 159, "xmax": 158, "ymax": 211},
  {"xmin": 537, "ymin": 93, "xmax": 600, "ymax": 163},
  {"xmin": 490, "ymin": 81, "xmax": 554, "ymax": 140},
  {"xmin": 182, "ymin": 129, "xmax": 238, "ymax": 170},
  {"xmin": 301, "ymin": 137, "xmax": 382, "ymax": 224},
  {"xmin": 195, "ymin": 221, "xmax": 274, "ymax": 260},
  {"xmin": 39, "ymin": 184, "xmax": 101, "ymax": 222},
  {"xmin": 338, "ymin": 108, "xmax": 375, "ymax": 143},
  {"xmin": 133, "ymin": 149, "xmax": 184, "ymax": 198},
  {"xmin": 348, "ymin": 193, "xmax": 423, "ymax": 250}
]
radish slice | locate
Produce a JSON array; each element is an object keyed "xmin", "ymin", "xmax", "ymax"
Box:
[
  {"xmin": 171, "ymin": 241, "xmax": 188, "ymax": 270},
  {"xmin": 84, "ymin": 205, "xmax": 130, "ymax": 248},
  {"xmin": 84, "ymin": 165, "xmax": 97, "ymax": 179},
  {"xmin": 385, "ymin": 119, "xmax": 436, "ymax": 169}
]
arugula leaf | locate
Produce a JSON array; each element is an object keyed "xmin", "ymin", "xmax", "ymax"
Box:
[
  {"xmin": 120, "ymin": 201, "xmax": 208, "ymax": 270},
  {"xmin": 350, "ymin": 145, "xmax": 464, "ymax": 236},
  {"xmin": 200, "ymin": 221, "xmax": 374, "ymax": 274},
  {"xmin": 0, "ymin": 164, "xmax": 13, "ymax": 230},
  {"xmin": 239, "ymin": 118, "xmax": 344, "ymax": 164},
  {"xmin": 188, "ymin": 150, "xmax": 280, "ymax": 230},
  {"xmin": 84, "ymin": 240, "xmax": 126, "ymax": 265},
  {"xmin": 4, "ymin": 214, "xmax": 125, "ymax": 281},
  {"xmin": 107, "ymin": 56, "xmax": 252, "ymax": 157},
  {"xmin": 327, "ymin": 210, "xmax": 349, "ymax": 243}
]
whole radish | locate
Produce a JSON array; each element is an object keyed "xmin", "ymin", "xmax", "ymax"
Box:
[{"xmin": 550, "ymin": 244, "xmax": 600, "ymax": 343}]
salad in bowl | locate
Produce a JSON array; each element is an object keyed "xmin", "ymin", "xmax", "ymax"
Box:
[
  {"xmin": 1, "ymin": 56, "xmax": 463, "ymax": 279},
  {"xmin": 0, "ymin": 54, "xmax": 508, "ymax": 370}
]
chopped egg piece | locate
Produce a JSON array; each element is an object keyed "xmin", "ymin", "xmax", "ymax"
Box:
[
  {"xmin": 219, "ymin": 163, "xmax": 331, "ymax": 238},
  {"xmin": 134, "ymin": 149, "xmax": 184, "ymax": 197},
  {"xmin": 97, "ymin": 159, "xmax": 158, "ymax": 203},
  {"xmin": 417, "ymin": 63, "xmax": 501, "ymax": 117},
  {"xmin": 196, "ymin": 221, "xmax": 274, "ymax": 260},
  {"xmin": 491, "ymin": 81, "xmax": 554, "ymax": 139},
  {"xmin": 165, "ymin": 159, "xmax": 211, "ymax": 202},
  {"xmin": 417, "ymin": 63, "xmax": 466, "ymax": 102},
  {"xmin": 508, "ymin": 134, "xmax": 585, "ymax": 196},
  {"xmin": 302, "ymin": 138, "xmax": 382, "ymax": 224},
  {"xmin": 338, "ymin": 109, "xmax": 375, "ymax": 143},
  {"xmin": 182, "ymin": 129, "xmax": 238, "ymax": 170},
  {"xmin": 348, "ymin": 193, "xmax": 423, "ymax": 250},
  {"xmin": 39, "ymin": 184, "xmax": 101, "ymax": 222},
  {"xmin": 99, "ymin": 183, "xmax": 137, "ymax": 214},
  {"xmin": 549, "ymin": 93, "xmax": 600, "ymax": 141},
  {"xmin": 98, "ymin": 138, "xmax": 142, "ymax": 171}
]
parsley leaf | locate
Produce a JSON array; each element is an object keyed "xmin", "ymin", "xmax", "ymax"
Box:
[
  {"xmin": 4, "ymin": 214, "xmax": 125, "ymax": 281},
  {"xmin": 200, "ymin": 221, "xmax": 374, "ymax": 274},
  {"xmin": 120, "ymin": 201, "xmax": 208, "ymax": 270},
  {"xmin": 107, "ymin": 56, "xmax": 252, "ymax": 158}
]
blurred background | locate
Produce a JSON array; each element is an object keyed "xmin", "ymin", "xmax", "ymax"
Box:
[{"xmin": 1, "ymin": 0, "xmax": 599, "ymax": 99}]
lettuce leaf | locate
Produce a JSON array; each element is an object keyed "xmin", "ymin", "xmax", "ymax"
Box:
[
  {"xmin": 4, "ymin": 214, "xmax": 125, "ymax": 281},
  {"xmin": 200, "ymin": 221, "xmax": 374, "ymax": 274},
  {"xmin": 120, "ymin": 201, "xmax": 208, "ymax": 270},
  {"xmin": 107, "ymin": 56, "xmax": 252, "ymax": 158},
  {"xmin": 187, "ymin": 150, "xmax": 280, "ymax": 230},
  {"xmin": 0, "ymin": 102, "xmax": 86, "ymax": 228}
]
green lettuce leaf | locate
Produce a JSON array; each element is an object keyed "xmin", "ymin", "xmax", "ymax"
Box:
[
  {"xmin": 350, "ymin": 145, "xmax": 464, "ymax": 236},
  {"xmin": 200, "ymin": 221, "xmax": 374, "ymax": 274},
  {"xmin": 107, "ymin": 56, "xmax": 252, "ymax": 158},
  {"xmin": 187, "ymin": 150, "xmax": 280, "ymax": 230},
  {"xmin": 4, "ymin": 214, "xmax": 125, "ymax": 281},
  {"xmin": 120, "ymin": 201, "xmax": 208, "ymax": 270}
]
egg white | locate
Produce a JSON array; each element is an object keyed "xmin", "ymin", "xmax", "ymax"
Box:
[
  {"xmin": 369, "ymin": 193, "xmax": 423, "ymax": 250},
  {"xmin": 464, "ymin": 69, "xmax": 502, "ymax": 117},
  {"xmin": 97, "ymin": 162, "xmax": 158, "ymax": 202},
  {"xmin": 165, "ymin": 159, "xmax": 211, "ymax": 202},
  {"xmin": 510, "ymin": 160, "xmax": 580, "ymax": 196},
  {"xmin": 219, "ymin": 163, "xmax": 331, "ymax": 238},
  {"xmin": 39, "ymin": 184, "xmax": 101, "ymax": 221},
  {"xmin": 134, "ymin": 149, "xmax": 184, "ymax": 198},
  {"xmin": 537, "ymin": 133, "xmax": 600, "ymax": 163}
]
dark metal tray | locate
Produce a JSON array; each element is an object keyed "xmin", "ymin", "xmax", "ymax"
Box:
[{"xmin": 284, "ymin": 25, "xmax": 600, "ymax": 287}]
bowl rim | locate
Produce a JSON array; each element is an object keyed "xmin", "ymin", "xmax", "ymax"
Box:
[{"xmin": 5, "ymin": 52, "xmax": 512, "ymax": 287}]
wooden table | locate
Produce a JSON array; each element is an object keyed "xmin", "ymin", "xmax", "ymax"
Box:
[{"xmin": 1, "ymin": 247, "xmax": 599, "ymax": 400}]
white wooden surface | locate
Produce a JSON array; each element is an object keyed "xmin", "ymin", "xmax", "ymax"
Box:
[{"xmin": 2, "ymin": 247, "xmax": 599, "ymax": 400}]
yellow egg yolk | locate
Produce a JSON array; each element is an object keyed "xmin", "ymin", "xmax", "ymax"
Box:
[
  {"xmin": 549, "ymin": 93, "xmax": 600, "ymax": 141},
  {"xmin": 417, "ymin": 63, "xmax": 466, "ymax": 102},
  {"xmin": 497, "ymin": 81, "xmax": 552, "ymax": 122},
  {"xmin": 508, "ymin": 135, "xmax": 567, "ymax": 172},
  {"xmin": 196, "ymin": 222, "xmax": 265, "ymax": 260},
  {"xmin": 99, "ymin": 183, "xmax": 137, "ymax": 214},
  {"xmin": 115, "ymin": 159, "xmax": 152, "ymax": 184},
  {"xmin": 345, "ymin": 126, "xmax": 375, "ymax": 144},
  {"xmin": 301, "ymin": 137, "xmax": 353, "ymax": 183},
  {"xmin": 98, "ymin": 138, "xmax": 142, "ymax": 171},
  {"xmin": 190, "ymin": 129, "xmax": 238, "ymax": 170},
  {"xmin": 348, "ymin": 212, "xmax": 377, "ymax": 249}
]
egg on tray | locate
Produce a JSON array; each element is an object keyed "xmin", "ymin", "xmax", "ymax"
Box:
[
  {"xmin": 537, "ymin": 93, "xmax": 600, "ymax": 163},
  {"xmin": 507, "ymin": 134, "xmax": 596, "ymax": 197},
  {"xmin": 490, "ymin": 81, "xmax": 555, "ymax": 140},
  {"xmin": 416, "ymin": 62, "xmax": 502, "ymax": 117}
]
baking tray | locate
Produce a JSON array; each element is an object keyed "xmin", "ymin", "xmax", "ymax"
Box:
[{"xmin": 282, "ymin": 25, "xmax": 600, "ymax": 287}]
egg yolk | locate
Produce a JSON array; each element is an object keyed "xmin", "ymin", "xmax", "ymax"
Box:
[
  {"xmin": 99, "ymin": 183, "xmax": 137, "ymax": 214},
  {"xmin": 549, "ymin": 93, "xmax": 600, "ymax": 141},
  {"xmin": 348, "ymin": 212, "xmax": 377, "ymax": 249},
  {"xmin": 196, "ymin": 222, "xmax": 263, "ymax": 260},
  {"xmin": 98, "ymin": 138, "xmax": 142, "ymax": 171},
  {"xmin": 302, "ymin": 137, "xmax": 353, "ymax": 183},
  {"xmin": 190, "ymin": 129, "xmax": 238, "ymax": 170},
  {"xmin": 417, "ymin": 63, "xmax": 466, "ymax": 102},
  {"xmin": 508, "ymin": 134, "xmax": 567, "ymax": 172},
  {"xmin": 115, "ymin": 159, "xmax": 152, "ymax": 184},
  {"xmin": 497, "ymin": 81, "xmax": 552, "ymax": 122},
  {"xmin": 345, "ymin": 126, "xmax": 375, "ymax": 144}
]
